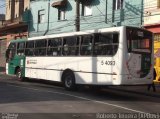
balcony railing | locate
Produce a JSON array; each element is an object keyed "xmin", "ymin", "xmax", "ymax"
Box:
[{"xmin": 0, "ymin": 16, "xmax": 25, "ymax": 28}]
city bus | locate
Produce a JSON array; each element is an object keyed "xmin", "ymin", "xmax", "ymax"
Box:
[{"xmin": 5, "ymin": 26, "xmax": 154, "ymax": 90}]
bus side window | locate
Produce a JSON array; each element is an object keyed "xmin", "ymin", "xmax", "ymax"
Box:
[
  {"xmin": 35, "ymin": 39, "xmax": 47, "ymax": 56},
  {"xmin": 17, "ymin": 42, "xmax": 25, "ymax": 56},
  {"xmin": 25, "ymin": 41, "xmax": 35, "ymax": 56},
  {"xmin": 94, "ymin": 34, "xmax": 109, "ymax": 56},
  {"xmin": 95, "ymin": 33, "xmax": 119, "ymax": 56},
  {"xmin": 6, "ymin": 49, "xmax": 14, "ymax": 62},
  {"xmin": 6, "ymin": 49, "xmax": 10, "ymax": 62},
  {"xmin": 63, "ymin": 37, "xmax": 78, "ymax": 56},
  {"xmin": 80, "ymin": 35, "xmax": 93, "ymax": 56},
  {"xmin": 47, "ymin": 38, "xmax": 62, "ymax": 56}
]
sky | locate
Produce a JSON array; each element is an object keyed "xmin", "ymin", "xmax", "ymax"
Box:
[{"xmin": 0, "ymin": 0, "xmax": 5, "ymax": 14}]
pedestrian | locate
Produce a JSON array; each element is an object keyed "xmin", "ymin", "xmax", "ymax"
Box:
[{"xmin": 148, "ymin": 68, "xmax": 156, "ymax": 92}]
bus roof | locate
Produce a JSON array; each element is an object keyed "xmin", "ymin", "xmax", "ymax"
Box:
[
  {"xmin": 28, "ymin": 26, "xmax": 124, "ymax": 41},
  {"xmin": 28, "ymin": 26, "xmax": 150, "ymax": 41},
  {"xmin": 10, "ymin": 38, "xmax": 27, "ymax": 43}
]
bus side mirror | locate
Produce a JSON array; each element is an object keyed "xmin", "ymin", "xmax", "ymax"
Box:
[
  {"xmin": 5, "ymin": 49, "xmax": 10, "ymax": 62},
  {"xmin": 5, "ymin": 49, "xmax": 10, "ymax": 59},
  {"xmin": 6, "ymin": 49, "xmax": 14, "ymax": 61}
]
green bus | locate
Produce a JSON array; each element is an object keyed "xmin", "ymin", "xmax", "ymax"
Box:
[{"xmin": 6, "ymin": 39, "xmax": 26, "ymax": 80}]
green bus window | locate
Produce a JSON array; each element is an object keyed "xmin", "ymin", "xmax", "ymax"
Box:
[
  {"xmin": 7, "ymin": 43, "xmax": 16, "ymax": 60},
  {"xmin": 17, "ymin": 42, "xmax": 25, "ymax": 56},
  {"xmin": 8, "ymin": 43, "xmax": 16, "ymax": 49}
]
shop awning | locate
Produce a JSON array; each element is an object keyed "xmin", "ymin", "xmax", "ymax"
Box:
[{"xmin": 51, "ymin": 0, "xmax": 67, "ymax": 8}]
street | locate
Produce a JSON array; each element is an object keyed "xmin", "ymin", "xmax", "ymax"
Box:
[{"xmin": 0, "ymin": 74, "xmax": 160, "ymax": 119}]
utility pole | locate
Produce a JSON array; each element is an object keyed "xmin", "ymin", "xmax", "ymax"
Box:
[
  {"xmin": 75, "ymin": 0, "xmax": 80, "ymax": 31},
  {"xmin": 44, "ymin": 0, "xmax": 50, "ymax": 35}
]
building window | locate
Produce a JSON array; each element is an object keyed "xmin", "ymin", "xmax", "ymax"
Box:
[
  {"xmin": 154, "ymin": 34, "xmax": 160, "ymax": 41},
  {"xmin": 81, "ymin": 5, "xmax": 92, "ymax": 16},
  {"xmin": 113, "ymin": 0, "xmax": 123, "ymax": 10},
  {"xmin": 58, "ymin": 9, "xmax": 66, "ymax": 20},
  {"xmin": 38, "ymin": 10, "xmax": 45, "ymax": 24},
  {"xmin": 15, "ymin": 0, "xmax": 18, "ymax": 3}
]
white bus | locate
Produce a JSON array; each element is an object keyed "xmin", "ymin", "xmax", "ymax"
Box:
[{"xmin": 6, "ymin": 26, "xmax": 153, "ymax": 90}]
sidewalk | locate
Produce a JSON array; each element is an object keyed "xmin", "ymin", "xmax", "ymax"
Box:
[{"xmin": 108, "ymin": 85, "xmax": 160, "ymax": 98}]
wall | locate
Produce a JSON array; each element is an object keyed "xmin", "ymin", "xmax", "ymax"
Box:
[
  {"xmin": 5, "ymin": 0, "xmax": 12, "ymax": 20},
  {"xmin": 0, "ymin": 39, "xmax": 6, "ymax": 71},
  {"xmin": 29, "ymin": 0, "xmax": 143, "ymax": 37},
  {"xmin": 5, "ymin": 0, "xmax": 30, "ymax": 20},
  {"xmin": 144, "ymin": 0, "xmax": 160, "ymax": 26}
]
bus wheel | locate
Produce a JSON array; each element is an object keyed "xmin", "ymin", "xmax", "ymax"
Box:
[
  {"xmin": 16, "ymin": 68, "xmax": 24, "ymax": 81},
  {"xmin": 62, "ymin": 70, "xmax": 76, "ymax": 91}
]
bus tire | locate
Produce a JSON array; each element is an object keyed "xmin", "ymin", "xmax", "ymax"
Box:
[
  {"xmin": 62, "ymin": 70, "xmax": 76, "ymax": 91},
  {"xmin": 16, "ymin": 68, "xmax": 25, "ymax": 81}
]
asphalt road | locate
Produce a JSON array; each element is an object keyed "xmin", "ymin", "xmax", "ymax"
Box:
[{"xmin": 0, "ymin": 74, "xmax": 160, "ymax": 119}]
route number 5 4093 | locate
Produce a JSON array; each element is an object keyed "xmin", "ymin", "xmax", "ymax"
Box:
[{"xmin": 101, "ymin": 60, "xmax": 115, "ymax": 65}]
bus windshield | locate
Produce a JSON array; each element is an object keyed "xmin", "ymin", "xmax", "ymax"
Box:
[
  {"xmin": 6, "ymin": 42, "xmax": 17, "ymax": 62},
  {"xmin": 127, "ymin": 28, "xmax": 152, "ymax": 53}
]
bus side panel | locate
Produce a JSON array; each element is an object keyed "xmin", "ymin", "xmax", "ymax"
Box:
[
  {"xmin": 71, "ymin": 57, "xmax": 114, "ymax": 85},
  {"xmin": 25, "ymin": 57, "xmax": 121, "ymax": 85},
  {"xmin": 25, "ymin": 57, "xmax": 61, "ymax": 81},
  {"xmin": 8, "ymin": 56, "xmax": 25, "ymax": 75}
]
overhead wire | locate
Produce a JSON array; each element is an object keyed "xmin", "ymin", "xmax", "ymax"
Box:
[{"xmin": 0, "ymin": 0, "xmax": 160, "ymax": 35}]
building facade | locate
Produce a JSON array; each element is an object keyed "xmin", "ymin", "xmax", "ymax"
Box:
[
  {"xmin": 144, "ymin": 0, "xmax": 160, "ymax": 38},
  {"xmin": 29, "ymin": 0, "xmax": 144, "ymax": 37},
  {"xmin": 144, "ymin": 0, "xmax": 160, "ymax": 54},
  {"xmin": 0, "ymin": 0, "xmax": 30, "ymax": 71},
  {"xmin": 144, "ymin": 0, "xmax": 160, "ymax": 82},
  {"xmin": 0, "ymin": 14, "xmax": 5, "ymax": 71},
  {"xmin": 0, "ymin": 0, "xmax": 145, "ymax": 71}
]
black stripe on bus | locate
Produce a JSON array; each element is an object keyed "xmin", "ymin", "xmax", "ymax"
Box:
[{"xmin": 25, "ymin": 67, "xmax": 117, "ymax": 75}]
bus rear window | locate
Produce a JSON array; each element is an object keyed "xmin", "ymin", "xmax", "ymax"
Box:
[
  {"xmin": 131, "ymin": 39, "xmax": 150, "ymax": 49},
  {"xmin": 127, "ymin": 28, "xmax": 152, "ymax": 53}
]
